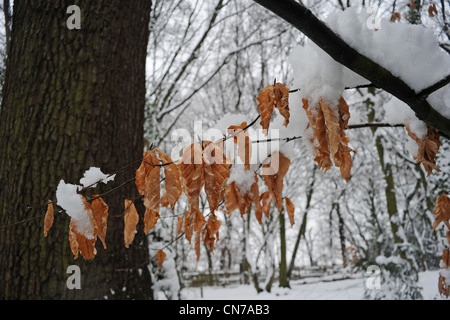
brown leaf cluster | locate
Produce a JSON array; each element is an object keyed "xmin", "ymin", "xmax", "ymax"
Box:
[
  {"xmin": 256, "ymin": 82, "xmax": 290, "ymax": 135},
  {"xmin": 432, "ymin": 194, "xmax": 450, "ymax": 231},
  {"xmin": 224, "ymin": 173, "xmax": 262, "ymax": 222},
  {"xmin": 391, "ymin": 12, "xmax": 401, "ymax": 22},
  {"xmin": 405, "ymin": 125, "xmax": 441, "ymax": 177},
  {"xmin": 302, "ymin": 96, "xmax": 354, "ymax": 182}
]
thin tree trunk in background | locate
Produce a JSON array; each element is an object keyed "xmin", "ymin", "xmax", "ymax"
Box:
[
  {"xmin": 0, "ymin": 1, "xmax": 152, "ymax": 299},
  {"xmin": 335, "ymin": 203, "xmax": 347, "ymax": 268},
  {"xmin": 287, "ymin": 168, "xmax": 315, "ymax": 280},
  {"xmin": 278, "ymin": 208, "xmax": 289, "ymax": 288}
]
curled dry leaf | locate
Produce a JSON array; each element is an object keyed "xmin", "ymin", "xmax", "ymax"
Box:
[
  {"xmin": 136, "ymin": 150, "xmax": 161, "ymax": 232},
  {"xmin": 68, "ymin": 197, "xmax": 98, "ymax": 260},
  {"xmin": 405, "ymin": 125, "xmax": 441, "ymax": 177},
  {"xmin": 428, "ymin": 4, "xmax": 438, "ymax": 17},
  {"xmin": 302, "ymin": 97, "xmax": 354, "ymax": 182},
  {"xmin": 262, "ymin": 152, "xmax": 291, "ymax": 213},
  {"xmin": 178, "ymin": 143, "xmax": 204, "ymax": 211},
  {"xmin": 44, "ymin": 201, "xmax": 54, "ymax": 237},
  {"xmin": 256, "ymin": 82, "xmax": 290, "ymax": 134},
  {"xmin": 260, "ymin": 191, "xmax": 272, "ymax": 219},
  {"xmin": 391, "ymin": 12, "xmax": 401, "ymax": 22},
  {"xmin": 124, "ymin": 199, "xmax": 139, "ymax": 248},
  {"xmin": 432, "ymin": 194, "xmax": 450, "ymax": 230},
  {"xmin": 91, "ymin": 195, "xmax": 108, "ymax": 249},
  {"xmin": 285, "ymin": 197, "xmax": 295, "ymax": 227},
  {"xmin": 156, "ymin": 249, "xmax": 166, "ymax": 276},
  {"xmin": 155, "ymin": 149, "xmax": 181, "ymax": 211},
  {"xmin": 203, "ymin": 141, "xmax": 232, "ymax": 213},
  {"xmin": 177, "ymin": 216, "xmax": 183, "ymax": 236},
  {"xmin": 227, "ymin": 122, "xmax": 252, "ymax": 171},
  {"xmin": 203, "ymin": 212, "xmax": 221, "ymax": 253}
]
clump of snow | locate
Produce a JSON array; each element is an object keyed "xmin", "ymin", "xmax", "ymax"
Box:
[
  {"xmin": 229, "ymin": 166, "xmax": 256, "ymax": 195},
  {"xmin": 382, "ymin": 96, "xmax": 427, "ymax": 140},
  {"xmin": 55, "ymin": 180, "xmax": 95, "ymax": 239},
  {"xmin": 79, "ymin": 167, "xmax": 115, "ymax": 188}
]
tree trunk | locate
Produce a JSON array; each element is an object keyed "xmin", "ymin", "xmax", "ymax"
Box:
[{"xmin": 0, "ymin": 0, "xmax": 152, "ymax": 299}]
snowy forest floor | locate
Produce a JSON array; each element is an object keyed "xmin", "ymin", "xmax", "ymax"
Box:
[{"xmin": 180, "ymin": 270, "xmax": 441, "ymax": 300}]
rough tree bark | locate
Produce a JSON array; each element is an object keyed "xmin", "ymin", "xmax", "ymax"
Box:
[{"xmin": 0, "ymin": 1, "xmax": 153, "ymax": 299}]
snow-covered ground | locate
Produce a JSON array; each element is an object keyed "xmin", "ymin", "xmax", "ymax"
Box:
[{"xmin": 181, "ymin": 270, "xmax": 442, "ymax": 300}]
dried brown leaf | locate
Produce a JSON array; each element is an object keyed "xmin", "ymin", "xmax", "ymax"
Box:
[
  {"xmin": 285, "ymin": 197, "xmax": 295, "ymax": 227},
  {"xmin": 156, "ymin": 249, "xmax": 166, "ymax": 276},
  {"xmin": 124, "ymin": 199, "xmax": 139, "ymax": 248},
  {"xmin": 432, "ymin": 194, "xmax": 450, "ymax": 230},
  {"xmin": 91, "ymin": 195, "xmax": 108, "ymax": 249},
  {"xmin": 156, "ymin": 149, "xmax": 181, "ymax": 210},
  {"xmin": 44, "ymin": 201, "xmax": 54, "ymax": 237}
]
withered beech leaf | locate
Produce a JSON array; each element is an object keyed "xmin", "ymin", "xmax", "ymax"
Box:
[
  {"xmin": 155, "ymin": 149, "xmax": 182, "ymax": 211},
  {"xmin": 227, "ymin": 122, "xmax": 252, "ymax": 171},
  {"xmin": 44, "ymin": 201, "xmax": 54, "ymax": 237},
  {"xmin": 428, "ymin": 4, "xmax": 438, "ymax": 17},
  {"xmin": 124, "ymin": 199, "xmax": 139, "ymax": 248},
  {"xmin": 260, "ymin": 191, "xmax": 272, "ymax": 219},
  {"xmin": 274, "ymin": 82, "xmax": 290, "ymax": 127},
  {"xmin": 178, "ymin": 143, "xmax": 204, "ymax": 211},
  {"xmin": 432, "ymin": 194, "xmax": 450, "ymax": 231},
  {"xmin": 405, "ymin": 125, "xmax": 441, "ymax": 177},
  {"xmin": 91, "ymin": 195, "xmax": 108, "ymax": 249},
  {"xmin": 257, "ymin": 85, "xmax": 276, "ymax": 134},
  {"xmin": 156, "ymin": 249, "xmax": 166, "ymax": 276},
  {"xmin": 69, "ymin": 218, "xmax": 97, "ymax": 261},
  {"xmin": 203, "ymin": 212, "xmax": 221, "ymax": 253},
  {"xmin": 262, "ymin": 152, "xmax": 291, "ymax": 213},
  {"xmin": 203, "ymin": 141, "xmax": 231, "ymax": 213},
  {"xmin": 285, "ymin": 197, "xmax": 295, "ymax": 227},
  {"xmin": 177, "ymin": 216, "xmax": 183, "ymax": 236},
  {"xmin": 144, "ymin": 208, "xmax": 160, "ymax": 235}
]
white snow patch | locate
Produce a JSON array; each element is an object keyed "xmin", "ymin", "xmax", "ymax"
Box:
[
  {"xmin": 55, "ymin": 180, "xmax": 95, "ymax": 239},
  {"xmin": 79, "ymin": 167, "xmax": 115, "ymax": 188}
]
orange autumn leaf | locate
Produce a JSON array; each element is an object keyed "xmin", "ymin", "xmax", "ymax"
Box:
[
  {"xmin": 91, "ymin": 195, "xmax": 109, "ymax": 249},
  {"xmin": 124, "ymin": 199, "xmax": 139, "ymax": 248},
  {"xmin": 285, "ymin": 197, "xmax": 295, "ymax": 227},
  {"xmin": 257, "ymin": 85, "xmax": 276, "ymax": 134},
  {"xmin": 260, "ymin": 191, "xmax": 272, "ymax": 219},
  {"xmin": 438, "ymin": 275, "xmax": 450, "ymax": 298},
  {"xmin": 432, "ymin": 194, "xmax": 450, "ymax": 230},
  {"xmin": 302, "ymin": 97, "xmax": 353, "ymax": 181},
  {"xmin": 391, "ymin": 12, "xmax": 401, "ymax": 22},
  {"xmin": 302, "ymin": 98, "xmax": 332, "ymax": 173},
  {"xmin": 203, "ymin": 213, "xmax": 221, "ymax": 252},
  {"xmin": 256, "ymin": 83, "xmax": 290, "ymax": 134},
  {"xmin": 68, "ymin": 197, "xmax": 98, "ymax": 260},
  {"xmin": 144, "ymin": 208, "xmax": 160, "ymax": 235},
  {"xmin": 195, "ymin": 230, "xmax": 202, "ymax": 261},
  {"xmin": 156, "ymin": 249, "xmax": 166, "ymax": 276},
  {"xmin": 405, "ymin": 125, "xmax": 441, "ymax": 176},
  {"xmin": 155, "ymin": 149, "xmax": 181, "ymax": 211},
  {"xmin": 177, "ymin": 216, "xmax": 183, "ymax": 236},
  {"xmin": 178, "ymin": 143, "xmax": 204, "ymax": 211},
  {"xmin": 44, "ymin": 201, "xmax": 54, "ymax": 237},
  {"xmin": 136, "ymin": 149, "xmax": 161, "ymax": 216},
  {"xmin": 227, "ymin": 122, "xmax": 252, "ymax": 171},
  {"xmin": 262, "ymin": 152, "xmax": 291, "ymax": 213},
  {"xmin": 203, "ymin": 141, "xmax": 232, "ymax": 213},
  {"xmin": 274, "ymin": 82, "xmax": 290, "ymax": 127},
  {"xmin": 69, "ymin": 218, "xmax": 97, "ymax": 261},
  {"xmin": 428, "ymin": 4, "xmax": 438, "ymax": 17}
]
